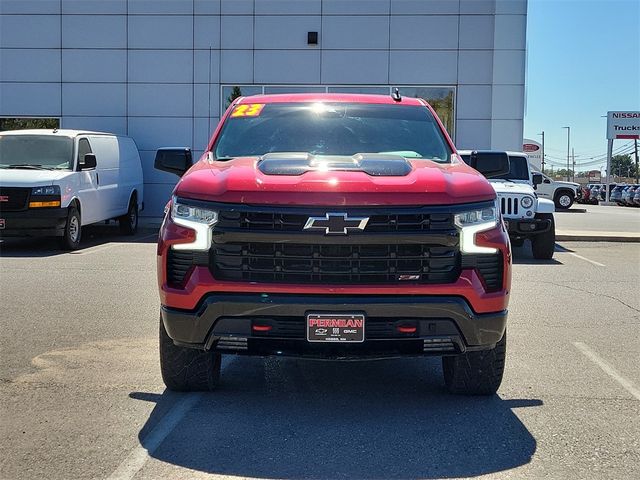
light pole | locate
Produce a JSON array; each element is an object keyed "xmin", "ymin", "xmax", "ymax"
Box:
[
  {"xmin": 538, "ymin": 131, "xmax": 545, "ymax": 173},
  {"xmin": 562, "ymin": 126, "xmax": 570, "ymax": 181}
]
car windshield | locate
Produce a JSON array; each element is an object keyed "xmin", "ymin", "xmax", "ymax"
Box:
[
  {"xmin": 459, "ymin": 154, "xmax": 530, "ymax": 181},
  {"xmin": 0, "ymin": 135, "xmax": 73, "ymax": 169},
  {"xmin": 213, "ymin": 102, "xmax": 452, "ymax": 162}
]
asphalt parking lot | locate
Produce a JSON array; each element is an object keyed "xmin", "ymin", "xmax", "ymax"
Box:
[{"xmin": 1, "ymin": 229, "xmax": 639, "ymax": 480}]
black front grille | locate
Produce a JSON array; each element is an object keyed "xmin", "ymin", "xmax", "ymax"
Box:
[
  {"xmin": 0, "ymin": 187, "xmax": 30, "ymax": 211},
  {"xmin": 212, "ymin": 242, "xmax": 460, "ymax": 284},
  {"xmin": 461, "ymin": 253, "xmax": 503, "ymax": 292},
  {"xmin": 217, "ymin": 210, "xmax": 455, "ymax": 233}
]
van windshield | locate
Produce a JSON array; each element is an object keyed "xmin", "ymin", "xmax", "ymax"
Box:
[
  {"xmin": 213, "ymin": 102, "xmax": 453, "ymax": 163},
  {"xmin": 0, "ymin": 135, "xmax": 73, "ymax": 169}
]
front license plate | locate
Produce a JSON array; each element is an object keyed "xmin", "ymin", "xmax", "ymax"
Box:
[
  {"xmin": 0, "ymin": 219, "xmax": 5, "ymax": 229},
  {"xmin": 307, "ymin": 313, "xmax": 365, "ymax": 343}
]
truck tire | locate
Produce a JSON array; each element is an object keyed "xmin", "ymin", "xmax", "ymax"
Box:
[
  {"xmin": 510, "ymin": 238, "xmax": 525, "ymax": 247},
  {"xmin": 442, "ymin": 331, "xmax": 506, "ymax": 395},
  {"xmin": 118, "ymin": 196, "xmax": 138, "ymax": 235},
  {"xmin": 531, "ymin": 213, "xmax": 555, "ymax": 260},
  {"xmin": 59, "ymin": 206, "xmax": 81, "ymax": 250},
  {"xmin": 554, "ymin": 190, "xmax": 574, "ymax": 209},
  {"xmin": 160, "ymin": 316, "xmax": 221, "ymax": 392}
]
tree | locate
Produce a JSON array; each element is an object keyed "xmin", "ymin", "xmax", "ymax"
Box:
[
  {"xmin": 611, "ymin": 154, "xmax": 637, "ymax": 178},
  {"xmin": 0, "ymin": 118, "xmax": 59, "ymax": 132},
  {"xmin": 225, "ymin": 86, "xmax": 243, "ymax": 109}
]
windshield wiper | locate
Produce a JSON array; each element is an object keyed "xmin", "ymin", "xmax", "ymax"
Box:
[{"xmin": 3, "ymin": 164, "xmax": 51, "ymax": 170}]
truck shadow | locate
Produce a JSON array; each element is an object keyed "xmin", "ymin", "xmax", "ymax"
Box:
[
  {"xmin": 132, "ymin": 356, "xmax": 540, "ymax": 479},
  {"xmin": 0, "ymin": 224, "xmax": 157, "ymax": 258},
  {"xmin": 511, "ymin": 241, "xmax": 563, "ymax": 265}
]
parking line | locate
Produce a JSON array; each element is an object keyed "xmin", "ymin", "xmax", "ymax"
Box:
[
  {"xmin": 106, "ymin": 393, "xmax": 203, "ymax": 480},
  {"xmin": 566, "ymin": 252, "xmax": 606, "ymax": 267},
  {"xmin": 573, "ymin": 342, "xmax": 640, "ymax": 401}
]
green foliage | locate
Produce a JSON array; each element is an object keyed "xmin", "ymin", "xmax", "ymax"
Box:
[
  {"xmin": 611, "ymin": 154, "xmax": 638, "ymax": 178},
  {"xmin": 225, "ymin": 86, "xmax": 243, "ymax": 109},
  {"xmin": 0, "ymin": 118, "xmax": 59, "ymax": 132},
  {"xmin": 427, "ymin": 91, "xmax": 454, "ymax": 136}
]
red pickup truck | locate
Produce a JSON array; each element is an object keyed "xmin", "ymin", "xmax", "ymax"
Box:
[{"xmin": 155, "ymin": 93, "xmax": 511, "ymax": 395}]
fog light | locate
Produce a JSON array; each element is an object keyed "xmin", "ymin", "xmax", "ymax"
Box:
[{"xmin": 526, "ymin": 210, "xmax": 533, "ymax": 217}]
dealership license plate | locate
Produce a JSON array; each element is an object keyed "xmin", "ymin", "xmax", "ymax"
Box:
[
  {"xmin": 0, "ymin": 219, "xmax": 4, "ymax": 229},
  {"xmin": 306, "ymin": 313, "xmax": 365, "ymax": 343}
]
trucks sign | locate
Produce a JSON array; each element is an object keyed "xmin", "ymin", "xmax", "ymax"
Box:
[{"xmin": 607, "ymin": 111, "xmax": 640, "ymax": 140}]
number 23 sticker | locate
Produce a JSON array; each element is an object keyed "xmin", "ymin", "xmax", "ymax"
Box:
[{"xmin": 231, "ymin": 104, "xmax": 265, "ymax": 118}]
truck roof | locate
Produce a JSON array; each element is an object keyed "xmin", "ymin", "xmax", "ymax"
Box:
[
  {"xmin": 457, "ymin": 150, "xmax": 529, "ymax": 157},
  {"xmin": 235, "ymin": 93, "xmax": 426, "ymax": 106},
  {"xmin": 0, "ymin": 129, "xmax": 116, "ymax": 137}
]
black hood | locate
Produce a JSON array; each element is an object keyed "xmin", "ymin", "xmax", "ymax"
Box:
[{"xmin": 257, "ymin": 152, "xmax": 413, "ymax": 177}]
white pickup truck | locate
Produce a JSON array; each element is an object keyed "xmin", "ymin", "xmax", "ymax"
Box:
[
  {"xmin": 459, "ymin": 150, "xmax": 556, "ymax": 259},
  {"xmin": 531, "ymin": 171, "xmax": 581, "ymax": 209}
]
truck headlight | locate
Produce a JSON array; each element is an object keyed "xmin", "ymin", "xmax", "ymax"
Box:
[
  {"xmin": 29, "ymin": 185, "xmax": 61, "ymax": 208},
  {"xmin": 454, "ymin": 203, "xmax": 498, "ymax": 254},
  {"xmin": 520, "ymin": 196, "xmax": 534, "ymax": 209},
  {"xmin": 170, "ymin": 196, "xmax": 218, "ymax": 251}
]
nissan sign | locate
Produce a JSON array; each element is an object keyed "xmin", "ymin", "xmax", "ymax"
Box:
[{"xmin": 607, "ymin": 111, "xmax": 640, "ymax": 140}]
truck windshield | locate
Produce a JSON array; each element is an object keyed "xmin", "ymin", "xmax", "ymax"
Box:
[
  {"xmin": 213, "ymin": 102, "xmax": 452, "ymax": 163},
  {"xmin": 0, "ymin": 135, "xmax": 73, "ymax": 169}
]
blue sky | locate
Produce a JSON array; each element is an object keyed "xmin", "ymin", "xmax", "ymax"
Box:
[{"xmin": 525, "ymin": 0, "xmax": 640, "ymax": 172}]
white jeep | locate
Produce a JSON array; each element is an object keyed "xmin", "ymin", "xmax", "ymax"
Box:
[{"xmin": 459, "ymin": 151, "xmax": 556, "ymax": 260}]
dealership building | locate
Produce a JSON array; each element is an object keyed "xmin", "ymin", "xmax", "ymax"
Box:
[{"xmin": 0, "ymin": 0, "xmax": 527, "ymax": 216}]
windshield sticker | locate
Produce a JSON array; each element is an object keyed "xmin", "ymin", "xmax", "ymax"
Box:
[{"xmin": 230, "ymin": 104, "xmax": 265, "ymax": 118}]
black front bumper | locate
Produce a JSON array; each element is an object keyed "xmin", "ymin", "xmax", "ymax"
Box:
[
  {"xmin": 161, "ymin": 294, "xmax": 507, "ymax": 359},
  {"xmin": 0, "ymin": 208, "xmax": 67, "ymax": 237},
  {"xmin": 505, "ymin": 217, "xmax": 551, "ymax": 238}
]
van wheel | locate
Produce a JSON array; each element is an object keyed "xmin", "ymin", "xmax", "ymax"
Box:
[
  {"xmin": 442, "ymin": 331, "xmax": 506, "ymax": 395},
  {"xmin": 119, "ymin": 197, "xmax": 138, "ymax": 235},
  {"xmin": 59, "ymin": 206, "xmax": 81, "ymax": 250},
  {"xmin": 160, "ymin": 316, "xmax": 221, "ymax": 392},
  {"xmin": 531, "ymin": 213, "xmax": 555, "ymax": 260}
]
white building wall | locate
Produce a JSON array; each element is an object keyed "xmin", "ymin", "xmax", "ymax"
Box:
[{"xmin": 0, "ymin": 0, "xmax": 527, "ymax": 217}]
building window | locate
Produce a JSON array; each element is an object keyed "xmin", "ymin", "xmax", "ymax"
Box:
[
  {"xmin": 0, "ymin": 117, "xmax": 59, "ymax": 132},
  {"xmin": 220, "ymin": 85, "xmax": 455, "ymax": 139}
]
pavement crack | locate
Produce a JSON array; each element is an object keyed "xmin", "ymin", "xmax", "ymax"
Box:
[{"xmin": 547, "ymin": 282, "xmax": 640, "ymax": 314}]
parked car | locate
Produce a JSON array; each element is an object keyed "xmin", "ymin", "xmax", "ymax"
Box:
[
  {"xmin": 634, "ymin": 187, "xmax": 640, "ymax": 206},
  {"xmin": 589, "ymin": 184, "xmax": 602, "ymax": 203},
  {"xmin": 610, "ymin": 184, "xmax": 628, "ymax": 205},
  {"xmin": 623, "ymin": 185, "xmax": 638, "ymax": 206},
  {"xmin": 530, "ymin": 171, "xmax": 581, "ymax": 209},
  {"xmin": 154, "ymin": 93, "xmax": 512, "ymax": 395},
  {"xmin": 0, "ymin": 129, "xmax": 143, "ymax": 249}
]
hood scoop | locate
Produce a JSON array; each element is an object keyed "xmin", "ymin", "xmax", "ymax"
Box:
[{"xmin": 257, "ymin": 152, "xmax": 412, "ymax": 177}]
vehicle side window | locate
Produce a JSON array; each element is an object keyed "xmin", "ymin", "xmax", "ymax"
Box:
[{"xmin": 77, "ymin": 138, "xmax": 93, "ymax": 170}]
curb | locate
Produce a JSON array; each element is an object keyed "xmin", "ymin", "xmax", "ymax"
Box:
[{"xmin": 556, "ymin": 234, "xmax": 640, "ymax": 243}]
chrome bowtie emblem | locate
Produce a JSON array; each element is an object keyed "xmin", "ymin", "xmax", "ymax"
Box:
[{"xmin": 303, "ymin": 212, "xmax": 369, "ymax": 235}]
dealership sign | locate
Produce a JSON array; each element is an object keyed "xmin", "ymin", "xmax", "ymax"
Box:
[
  {"xmin": 523, "ymin": 139, "xmax": 542, "ymax": 170},
  {"xmin": 607, "ymin": 111, "xmax": 640, "ymax": 139}
]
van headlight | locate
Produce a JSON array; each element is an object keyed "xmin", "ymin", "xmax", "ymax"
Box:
[
  {"xmin": 170, "ymin": 196, "xmax": 218, "ymax": 251},
  {"xmin": 29, "ymin": 185, "xmax": 61, "ymax": 208},
  {"xmin": 454, "ymin": 203, "xmax": 499, "ymax": 254},
  {"xmin": 520, "ymin": 196, "xmax": 534, "ymax": 209}
]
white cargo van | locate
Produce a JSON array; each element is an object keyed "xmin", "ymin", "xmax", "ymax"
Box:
[{"xmin": 0, "ymin": 129, "xmax": 144, "ymax": 249}]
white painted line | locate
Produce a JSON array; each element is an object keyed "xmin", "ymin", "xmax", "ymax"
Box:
[
  {"xmin": 106, "ymin": 393, "xmax": 203, "ymax": 480},
  {"xmin": 566, "ymin": 252, "xmax": 606, "ymax": 267},
  {"xmin": 573, "ymin": 342, "xmax": 640, "ymax": 401}
]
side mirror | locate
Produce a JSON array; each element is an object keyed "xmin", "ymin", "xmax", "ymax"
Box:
[
  {"xmin": 468, "ymin": 151, "xmax": 510, "ymax": 178},
  {"xmin": 532, "ymin": 173, "xmax": 543, "ymax": 185},
  {"xmin": 81, "ymin": 153, "xmax": 97, "ymax": 170},
  {"xmin": 155, "ymin": 148, "xmax": 192, "ymax": 177}
]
